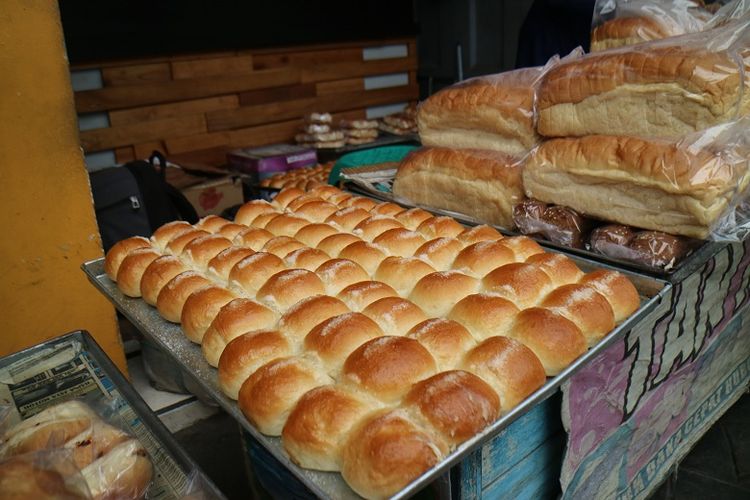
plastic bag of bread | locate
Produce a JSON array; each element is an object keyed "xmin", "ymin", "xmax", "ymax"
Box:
[
  {"xmin": 523, "ymin": 116, "xmax": 750, "ymax": 240},
  {"xmin": 538, "ymin": 13, "xmax": 750, "ymax": 139},
  {"xmin": 0, "ymin": 399, "xmax": 153, "ymax": 499},
  {"xmin": 590, "ymin": 0, "xmax": 710, "ymax": 52},
  {"xmin": 589, "ymin": 225, "xmax": 699, "ymax": 269},
  {"xmin": 0, "ymin": 449, "xmax": 91, "ymax": 499},
  {"xmin": 416, "ymin": 49, "xmax": 583, "ymax": 156}
]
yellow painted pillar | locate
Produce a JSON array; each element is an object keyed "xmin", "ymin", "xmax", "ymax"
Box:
[{"xmin": 0, "ymin": 0, "xmax": 126, "ymax": 372}]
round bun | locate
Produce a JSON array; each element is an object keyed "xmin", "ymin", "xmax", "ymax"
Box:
[
  {"xmin": 282, "ymin": 385, "xmax": 372, "ymax": 471},
  {"xmin": 234, "ymin": 227, "xmax": 275, "ymax": 251},
  {"xmin": 228, "ymin": 252, "xmax": 286, "ymax": 295},
  {"xmin": 342, "ymin": 196, "xmax": 378, "ymax": 211},
  {"xmin": 181, "ymin": 285, "xmax": 236, "ymax": 343},
  {"xmin": 579, "ymin": 270, "xmax": 640, "ymax": 323},
  {"xmin": 448, "ymin": 293, "xmax": 519, "ymax": 341},
  {"xmin": 342, "ymin": 336, "xmax": 436, "ymax": 403},
  {"xmin": 540, "ymin": 283, "xmax": 615, "ymax": 345},
  {"xmin": 262, "ymin": 236, "xmax": 306, "ymax": 258},
  {"xmin": 413, "ymin": 237, "xmax": 463, "ymax": 271},
  {"xmin": 238, "ymin": 357, "xmax": 332, "ymax": 435},
  {"xmin": 218, "ymin": 223, "xmax": 248, "ymax": 240},
  {"xmin": 481, "ymin": 263, "xmax": 553, "ymax": 308},
  {"xmin": 497, "ymin": 236, "xmax": 544, "ymax": 261},
  {"xmin": 278, "ymin": 294, "xmax": 350, "ymax": 341},
  {"xmin": 150, "ymin": 221, "xmax": 192, "ymax": 250},
  {"xmin": 202, "ymin": 298, "xmax": 278, "ymax": 366},
  {"xmin": 155, "ymin": 271, "xmax": 211, "ymax": 322},
  {"xmin": 395, "ymin": 208, "xmax": 433, "ymax": 230},
  {"xmin": 461, "ymin": 336, "xmax": 545, "ymax": 411},
  {"xmin": 217, "ymin": 330, "xmax": 292, "ymax": 399},
  {"xmin": 140, "ymin": 256, "xmax": 188, "ymax": 306},
  {"xmin": 452, "ymin": 241, "xmax": 515, "ymax": 277},
  {"xmin": 338, "ymin": 241, "xmax": 387, "ymax": 275},
  {"xmin": 372, "ymin": 228, "xmax": 426, "ymax": 257},
  {"xmin": 337, "ymin": 281, "xmax": 398, "ymax": 311},
  {"xmin": 287, "ymin": 194, "xmax": 325, "ymax": 212},
  {"xmin": 325, "ymin": 207, "xmax": 371, "ymax": 230},
  {"xmin": 404, "ymin": 370, "xmax": 499, "ymax": 446},
  {"xmin": 181, "ymin": 234, "xmax": 233, "ymax": 269},
  {"xmin": 416, "ymin": 217, "xmax": 464, "ymax": 239},
  {"xmin": 272, "ymin": 188, "xmax": 306, "ymax": 209},
  {"xmin": 116, "ymin": 247, "xmax": 161, "ymax": 297},
  {"xmin": 373, "ymin": 256, "xmax": 436, "ymax": 296},
  {"xmin": 317, "ymin": 233, "xmax": 362, "ymax": 257},
  {"xmin": 406, "ymin": 319, "xmax": 475, "ymax": 370},
  {"xmin": 252, "ymin": 212, "xmax": 283, "ymax": 229},
  {"xmin": 256, "ymin": 269, "xmax": 326, "ymax": 311},
  {"xmin": 166, "ymin": 230, "xmax": 210, "ymax": 255},
  {"xmin": 305, "ymin": 312, "xmax": 384, "ymax": 372},
  {"xmin": 409, "ymin": 271, "xmax": 479, "ymax": 318},
  {"xmin": 508, "ymin": 307, "xmax": 587, "ymax": 375},
  {"xmin": 264, "ymin": 215, "xmax": 310, "ymax": 238},
  {"xmin": 354, "ymin": 216, "xmax": 404, "ymax": 241},
  {"xmin": 307, "ymin": 185, "xmax": 342, "ymax": 200},
  {"xmin": 341, "ymin": 410, "xmax": 443, "ymax": 500},
  {"xmin": 235, "ymin": 200, "xmax": 278, "ymax": 225},
  {"xmin": 362, "ymin": 297, "xmax": 428, "ymax": 336},
  {"xmin": 206, "ymin": 247, "xmax": 255, "ymax": 282},
  {"xmin": 525, "ymin": 253, "xmax": 583, "ymax": 287},
  {"xmin": 292, "ymin": 200, "xmax": 339, "ymax": 222},
  {"xmin": 315, "ymin": 259, "xmax": 369, "ymax": 295},
  {"xmin": 294, "ymin": 223, "xmax": 339, "ymax": 247},
  {"xmin": 370, "ymin": 202, "xmax": 405, "ymax": 217},
  {"xmin": 104, "ymin": 236, "xmax": 151, "ymax": 280},
  {"xmin": 457, "ymin": 225, "xmax": 502, "ymax": 245},
  {"xmin": 195, "ymin": 215, "xmax": 231, "ymax": 233},
  {"xmin": 327, "ymin": 192, "xmax": 354, "ymax": 206},
  {"xmin": 284, "ymin": 247, "xmax": 331, "ymax": 271}
]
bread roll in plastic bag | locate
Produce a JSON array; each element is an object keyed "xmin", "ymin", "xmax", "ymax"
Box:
[{"xmin": 0, "ymin": 449, "xmax": 92, "ymax": 499}]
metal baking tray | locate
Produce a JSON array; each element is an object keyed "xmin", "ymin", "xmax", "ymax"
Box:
[
  {"xmin": 341, "ymin": 182, "xmax": 724, "ymax": 284},
  {"xmin": 0, "ymin": 330, "xmax": 225, "ymax": 500},
  {"xmin": 82, "ymin": 257, "xmax": 669, "ymax": 499}
]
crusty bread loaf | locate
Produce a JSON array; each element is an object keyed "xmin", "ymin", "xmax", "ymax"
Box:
[
  {"xmin": 537, "ymin": 42, "xmax": 750, "ymax": 139},
  {"xmin": 393, "ymin": 147, "xmax": 525, "ymax": 229},
  {"xmin": 0, "ymin": 457, "xmax": 89, "ymax": 500},
  {"xmin": 523, "ymin": 135, "xmax": 750, "ymax": 238},
  {"xmin": 591, "ymin": 16, "xmax": 676, "ymax": 52},
  {"xmin": 417, "ymin": 68, "xmax": 543, "ymax": 154},
  {"xmin": 81, "ymin": 439, "xmax": 153, "ymax": 500}
]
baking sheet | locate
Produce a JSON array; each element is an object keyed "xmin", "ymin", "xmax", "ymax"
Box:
[
  {"xmin": 340, "ymin": 179, "xmax": 724, "ymax": 284},
  {"xmin": 82, "ymin": 256, "xmax": 669, "ymax": 499},
  {"xmin": 0, "ymin": 330, "xmax": 225, "ymax": 499}
]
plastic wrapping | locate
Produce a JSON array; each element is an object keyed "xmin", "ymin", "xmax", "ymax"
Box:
[
  {"xmin": 0, "ymin": 449, "xmax": 92, "ymax": 499},
  {"xmin": 538, "ymin": 14, "xmax": 750, "ymax": 140},
  {"xmin": 590, "ymin": 0, "xmax": 711, "ymax": 51},
  {"xmin": 0, "ymin": 399, "xmax": 153, "ymax": 500}
]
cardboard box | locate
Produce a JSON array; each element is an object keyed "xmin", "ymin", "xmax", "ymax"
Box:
[
  {"xmin": 227, "ymin": 144, "xmax": 317, "ymax": 183},
  {"xmin": 181, "ymin": 176, "xmax": 243, "ymax": 217}
]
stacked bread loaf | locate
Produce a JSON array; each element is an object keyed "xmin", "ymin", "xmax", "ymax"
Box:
[
  {"xmin": 340, "ymin": 119, "xmax": 379, "ymax": 146},
  {"xmin": 259, "ymin": 163, "xmax": 333, "ymax": 190},
  {"xmin": 296, "ymin": 113, "xmax": 346, "ymax": 149},
  {"xmin": 105, "ymin": 185, "xmax": 640, "ymax": 498}
]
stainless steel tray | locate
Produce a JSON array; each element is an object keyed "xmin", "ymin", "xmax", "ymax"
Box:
[
  {"xmin": 82, "ymin": 257, "xmax": 670, "ymax": 499},
  {"xmin": 341, "ymin": 181, "xmax": 724, "ymax": 284}
]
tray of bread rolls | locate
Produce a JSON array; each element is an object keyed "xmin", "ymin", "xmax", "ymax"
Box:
[{"xmin": 82, "ymin": 185, "xmax": 670, "ymax": 499}]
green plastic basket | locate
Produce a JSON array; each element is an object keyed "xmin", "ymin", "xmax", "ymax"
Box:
[{"xmin": 329, "ymin": 145, "xmax": 418, "ymax": 184}]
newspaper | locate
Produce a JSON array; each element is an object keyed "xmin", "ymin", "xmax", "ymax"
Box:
[{"xmin": 0, "ymin": 337, "xmax": 191, "ymax": 499}]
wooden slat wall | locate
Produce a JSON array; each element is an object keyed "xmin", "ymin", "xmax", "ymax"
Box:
[{"xmin": 72, "ymin": 38, "xmax": 418, "ymax": 166}]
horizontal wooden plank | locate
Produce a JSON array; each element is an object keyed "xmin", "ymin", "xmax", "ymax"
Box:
[
  {"xmin": 207, "ymin": 84, "xmax": 418, "ymax": 132},
  {"xmin": 238, "ymin": 83, "xmax": 316, "ymax": 107},
  {"xmin": 169, "ymin": 147, "xmax": 233, "ymax": 169},
  {"xmin": 114, "ymin": 147, "xmax": 135, "ymax": 163},
  {"xmin": 171, "ymin": 55, "xmax": 254, "ymax": 79},
  {"xmin": 75, "ymin": 67, "xmax": 300, "ymax": 112},
  {"xmin": 101, "ymin": 63, "xmax": 171, "ymax": 87},
  {"xmin": 315, "ymin": 78, "xmax": 363, "ymax": 96},
  {"xmin": 301, "ymin": 55, "xmax": 417, "ymax": 83},
  {"xmin": 109, "ymin": 95, "xmax": 239, "ymax": 127},
  {"xmin": 80, "ymin": 114, "xmax": 206, "ymax": 152},
  {"xmin": 253, "ymin": 47, "xmax": 363, "ymax": 70}
]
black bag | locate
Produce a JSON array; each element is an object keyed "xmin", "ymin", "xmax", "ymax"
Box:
[{"xmin": 90, "ymin": 152, "xmax": 198, "ymax": 252}]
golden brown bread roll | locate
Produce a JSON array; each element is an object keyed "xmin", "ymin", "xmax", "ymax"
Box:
[
  {"xmin": 228, "ymin": 252, "xmax": 286, "ymax": 295},
  {"xmin": 447, "ymin": 293, "xmax": 519, "ymax": 341},
  {"xmin": 283, "ymin": 386, "xmax": 374, "ymax": 471},
  {"xmin": 337, "ymin": 281, "xmax": 398, "ymax": 311},
  {"xmin": 235, "ymin": 200, "xmax": 278, "ymax": 226},
  {"xmin": 264, "ymin": 215, "xmax": 311, "ymax": 238},
  {"xmin": 498, "ymin": 236, "xmax": 545, "ymax": 261},
  {"xmin": 325, "ymin": 207, "xmax": 372, "ymax": 231},
  {"xmin": 406, "ymin": 319, "xmax": 476, "ymax": 370},
  {"xmin": 327, "ymin": 192, "xmax": 354, "ymax": 206},
  {"xmin": 166, "ymin": 229, "xmax": 210, "ymax": 255},
  {"xmin": 316, "ymin": 233, "xmax": 363, "ymax": 257},
  {"xmin": 180, "ymin": 285, "xmax": 236, "ymax": 343},
  {"xmin": 218, "ymin": 330, "xmax": 292, "ymax": 399},
  {"xmin": 315, "ymin": 259, "xmax": 370, "ymax": 295},
  {"xmin": 590, "ymin": 16, "xmax": 674, "ymax": 52},
  {"xmin": 540, "ymin": 284, "xmax": 616, "ymax": 346},
  {"xmin": 416, "ymin": 216, "xmax": 465, "ymax": 239},
  {"xmin": 272, "ymin": 187, "xmax": 306, "ymax": 208},
  {"xmin": 580, "ymin": 270, "xmax": 641, "ymax": 323},
  {"xmin": 307, "ymin": 185, "xmax": 342, "ymax": 200},
  {"xmin": 284, "ymin": 247, "xmax": 331, "ymax": 271},
  {"xmin": 394, "ymin": 208, "xmax": 433, "ymax": 230},
  {"xmin": 239, "ymin": 357, "xmax": 333, "ymax": 435},
  {"xmin": 481, "ymin": 263, "xmax": 553, "ymax": 308},
  {"xmin": 206, "ymin": 246, "xmax": 255, "ymax": 282},
  {"xmin": 362, "ymin": 297, "xmax": 429, "ymax": 336},
  {"xmin": 354, "ymin": 216, "xmax": 405, "ymax": 241},
  {"xmin": 417, "ymin": 68, "xmax": 543, "ymax": 154},
  {"xmin": 525, "ymin": 253, "xmax": 584, "ymax": 288},
  {"xmin": 233, "ymin": 227, "xmax": 275, "ymax": 251},
  {"xmin": 338, "ymin": 242, "xmax": 388, "ymax": 275},
  {"xmin": 373, "ymin": 256, "xmax": 436, "ymax": 296},
  {"xmin": 372, "ymin": 228, "xmax": 426, "ymax": 257},
  {"xmin": 150, "ymin": 220, "xmax": 192, "ymax": 250},
  {"xmin": 293, "ymin": 200, "xmax": 340, "ymax": 222},
  {"xmin": 409, "ymin": 271, "xmax": 480, "ymax": 318},
  {"xmin": 277, "ymin": 295, "xmax": 350, "ymax": 341},
  {"xmin": 342, "ymin": 196, "xmax": 378, "ymax": 212},
  {"xmin": 202, "ymin": 298, "xmax": 278, "ymax": 367},
  {"xmin": 452, "ymin": 240, "xmax": 516, "ymax": 277},
  {"xmin": 217, "ymin": 223, "xmax": 247, "ymax": 240},
  {"xmin": 139, "ymin": 256, "xmax": 188, "ymax": 306},
  {"xmin": 393, "ymin": 148, "xmax": 525, "ymax": 228},
  {"xmin": 305, "ymin": 312, "xmax": 384, "ymax": 374},
  {"xmin": 261, "ymin": 236, "xmax": 307, "ymax": 258},
  {"xmin": 286, "ymin": 194, "xmax": 325, "ymax": 212},
  {"xmin": 294, "ymin": 223, "xmax": 339, "ymax": 247},
  {"xmin": 116, "ymin": 247, "xmax": 161, "ymax": 297},
  {"xmin": 256, "ymin": 269, "xmax": 326, "ymax": 311},
  {"xmin": 104, "ymin": 236, "xmax": 151, "ymax": 281},
  {"xmin": 457, "ymin": 225, "xmax": 503, "ymax": 245},
  {"xmin": 252, "ymin": 212, "xmax": 284, "ymax": 229},
  {"xmin": 181, "ymin": 234, "xmax": 232, "ymax": 270},
  {"xmin": 460, "ymin": 336, "xmax": 546, "ymax": 410},
  {"xmin": 155, "ymin": 271, "xmax": 211, "ymax": 323},
  {"xmin": 340, "ymin": 410, "xmax": 443, "ymax": 500},
  {"xmin": 413, "ymin": 237, "xmax": 464, "ymax": 271},
  {"xmin": 370, "ymin": 202, "xmax": 405, "ymax": 217},
  {"xmin": 195, "ymin": 215, "xmax": 230, "ymax": 233}
]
